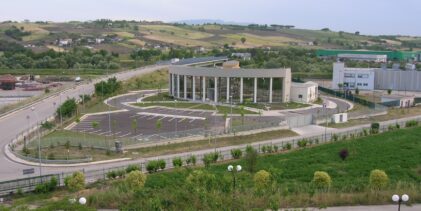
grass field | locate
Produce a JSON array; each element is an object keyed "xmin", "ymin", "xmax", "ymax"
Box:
[{"xmin": 7, "ymin": 126, "xmax": 421, "ymax": 210}]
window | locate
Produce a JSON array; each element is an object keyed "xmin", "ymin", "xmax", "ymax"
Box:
[
  {"xmin": 357, "ymin": 74, "xmax": 369, "ymax": 78},
  {"xmin": 298, "ymin": 94, "xmax": 303, "ymax": 99},
  {"xmin": 357, "ymin": 83, "xmax": 362, "ymax": 86},
  {"xmin": 363, "ymin": 83, "xmax": 368, "ymax": 86},
  {"xmin": 344, "ymin": 73, "xmax": 355, "ymax": 78},
  {"xmin": 349, "ymin": 82, "xmax": 355, "ymax": 88}
]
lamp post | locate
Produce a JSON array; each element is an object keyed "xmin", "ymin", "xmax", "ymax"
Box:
[
  {"xmin": 230, "ymin": 95, "xmax": 233, "ymax": 132},
  {"xmin": 31, "ymin": 106, "xmax": 42, "ymax": 180},
  {"xmin": 392, "ymin": 194, "xmax": 409, "ymax": 211},
  {"xmin": 59, "ymin": 93, "xmax": 63, "ymax": 127},
  {"xmin": 227, "ymin": 164, "xmax": 242, "ymax": 196}
]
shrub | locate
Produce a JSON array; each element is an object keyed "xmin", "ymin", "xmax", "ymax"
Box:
[
  {"xmin": 396, "ymin": 123, "xmax": 400, "ymax": 129},
  {"xmin": 332, "ymin": 134, "xmax": 339, "ymax": 142},
  {"xmin": 35, "ymin": 176, "xmax": 58, "ymax": 193},
  {"xmin": 146, "ymin": 160, "xmax": 159, "ymax": 173},
  {"xmin": 283, "ymin": 143, "xmax": 292, "ymax": 150},
  {"xmin": 230, "ymin": 149, "xmax": 242, "ymax": 159},
  {"xmin": 371, "ymin": 122, "xmax": 380, "ymax": 134},
  {"xmin": 297, "ymin": 139, "xmax": 308, "ymax": 148},
  {"xmin": 312, "ymin": 171, "xmax": 332, "ymax": 190},
  {"xmin": 363, "ymin": 129, "xmax": 368, "ymax": 136},
  {"xmin": 186, "ymin": 170, "xmax": 216, "ymax": 191},
  {"xmin": 244, "ymin": 145, "xmax": 258, "ymax": 173},
  {"xmin": 78, "ymin": 143, "xmax": 83, "ymax": 150},
  {"xmin": 47, "ymin": 153, "xmax": 55, "ymax": 160},
  {"xmin": 339, "ymin": 149, "xmax": 349, "ymax": 160},
  {"xmin": 158, "ymin": 159, "xmax": 166, "ymax": 170},
  {"xmin": 405, "ymin": 120, "xmax": 418, "ymax": 128},
  {"xmin": 203, "ymin": 152, "xmax": 219, "ymax": 167},
  {"xmin": 65, "ymin": 171, "xmax": 85, "ymax": 192},
  {"xmin": 388, "ymin": 124, "xmax": 395, "ymax": 131},
  {"xmin": 254, "ymin": 170, "xmax": 271, "ymax": 191},
  {"xmin": 125, "ymin": 170, "xmax": 147, "ymax": 190},
  {"xmin": 126, "ymin": 164, "xmax": 140, "ymax": 173},
  {"xmin": 369, "ymin": 169, "xmax": 389, "ymax": 190},
  {"xmin": 273, "ymin": 145, "xmax": 279, "ymax": 152},
  {"xmin": 186, "ymin": 155, "xmax": 197, "ymax": 166},
  {"xmin": 172, "ymin": 157, "xmax": 183, "ymax": 167}
]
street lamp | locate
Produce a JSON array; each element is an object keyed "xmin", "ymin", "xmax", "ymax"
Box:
[
  {"xmin": 392, "ymin": 194, "xmax": 409, "ymax": 211},
  {"xmin": 31, "ymin": 106, "xmax": 42, "ymax": 179},
  {"xmin": 230, "ymin": 95, "xmax": 233, "ymax": 132},
  {"xmin": 174, "ymin": 99, "xmax": 178, "ymax": 138},
  {"xmin": 227, "ymin": 164, "xmax": 242, "ymax": 195}
]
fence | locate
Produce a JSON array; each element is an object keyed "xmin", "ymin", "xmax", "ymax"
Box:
[{"xmin": 3, "ymin": 115, "xmax": 420, "ymax": 196}]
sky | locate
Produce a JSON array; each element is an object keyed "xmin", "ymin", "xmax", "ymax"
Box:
[{"xmin": 0, "ymin": 0, "xmax": 420, "ymax": 36}]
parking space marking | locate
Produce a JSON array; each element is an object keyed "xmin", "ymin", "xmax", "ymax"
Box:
[
  {"xmin": 189, "ymin": 119, "xmax": 196, "ymax": 123},
  {"xmin": 137, "ymin": 112, "xmax": 206, "ymax": 120},
  {"xmin": 147, "ymin": 116, "xmax": 156, "ymax": 120},
  {"xmin": 178, "ymin": 118, "xmax": 186, "ymax": 123},
  {"xmin": 119, "ymin": 132, "xmax": 131, "ymax": 138},
  {"xmin": 90, "ymin": 129, "xmax": 103, "ymax": 133},
  {"xmin": 98, "ymin": 131, "xmax": 112, "ymax": 135}
]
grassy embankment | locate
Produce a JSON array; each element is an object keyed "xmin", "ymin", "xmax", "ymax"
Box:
[{"xmin": 6, "ymin": 125, "xmax": 421, "ymax": 210}]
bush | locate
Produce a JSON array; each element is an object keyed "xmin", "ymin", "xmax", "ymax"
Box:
[
  {"xmin": 230, "ymin": 149, "xmax": 243, "ymax": 159},
  {"xmin": 405, "ymin": 120, "xmax": 418, "ymax": 128},
  {"xmin": 202, "ymin": 152, "xmax": 219, "ymax": 168},
  {"xmin": 273, "ymin": 145, "xmax": 279, "ymax": 152},
  {"xmin": 186, "ymin": 170, "xmax": 216, "ymax": 191},
  {"xmin": 158, "ymin": 159, "xmax": 166, "ymax": 170},
  {"xmin": 65, "ymin": 171, "xmax": 85, "ymax": 192},
  {"xmin": 312, "ymin": 171, "xmax": 332, "ymax": 190},
  {"xmin": 35, "ymin": 177, "xmax": 58, "ymax": 193},
  {"xmin": 172, "ymin": 157, "xmax": 183, "ymax": 167},
  {"xmin": 339, "ymin": 149, "xmax": 349, "ymax": 160},
  {"xmin": 369, "ymin": 169, "xmax": 389, "ymax": 190},
  {"xmin": 332, "ymin": 134, "xmax": 339, "ymax": 141},
  {"xmin": 244, "ymin": 145, "xmax": 258, "ymax": 173},
  {"xmin": 283, "ymin": 143, "xmax": 292, "ymax": 150},
  {"xmin": 186, "ymin": 155, "xmax": 197, "ymax": 166},
  {"xmin": 126, "ymin": 164, "xmax": 140, "ymax": 173},
  {"xmin": 146, "ymin": 160, "xmax": 160, "ymax": 173},
  {"xmin": 254, "ymin": 170, "xmax": 271, "ymax": 191},
  {"xmin": 297, "ymin": 139, "xmax": 308, "ymax": 148},
  {"xmin": 106, "ymin": 170, "xmax": 126, "ymax": 179},
  {"xmin": 371, "ymin": 122, "xmax": 380, "ymax": 134},
  {"xmin": 125, "ymin": 170, "xmax": 147, "ymax": 190}
]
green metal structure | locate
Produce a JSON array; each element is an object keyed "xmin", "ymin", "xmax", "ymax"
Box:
[{"xmin": 316, "ymin": 49, "xmax": 421, "ymax": 61}]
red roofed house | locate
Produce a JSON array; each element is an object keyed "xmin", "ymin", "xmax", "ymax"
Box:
[{"xmin": 0, "ymin": 74, "xmax": 17, "ymax": 90}]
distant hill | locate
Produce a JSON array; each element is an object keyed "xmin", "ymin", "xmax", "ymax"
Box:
[{"xmin": 0, "ymin": 20, "xmax": 419, "ymax": 57}]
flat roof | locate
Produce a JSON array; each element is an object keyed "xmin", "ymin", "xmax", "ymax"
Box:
[{"xmin": 169, "ymin": 66, "xmax": 290, "ymax": 78}]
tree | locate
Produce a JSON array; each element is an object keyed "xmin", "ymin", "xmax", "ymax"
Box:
[
  {"xmin": 369, "ymin": 169, "xmax": 388, "ymax": 190},
  {"xmin": 244, "ymin": 145, "xmax": 258, "ymax": 173},
  {"xmin": 321, "ymin": 28, "xmax": 330, "ymax": 32},
  {"xmin": 240, "ymin": 37, "xmax": 246, "ymax": 44},
  {"xmin": 186, "ymin": 170, "xmax": 216, "ymax": 192},
  {"xmin": 131, "ymin": 119, "xmax": 138, "ymax": 135},
  {"xmin": 254, "ymin": 170, "xmax": 271, "ymax": 191},
  {"xmin": 125, "ymin": 170, "xmax": 147, "ymax": 190},
  {"xmin": 355, "ymin": 87, "xmax": 360, "ymax": 95},
  {"xmin": 387, "ymin": 89, "xmax": 392, "ymax": 95},
  {"xmin": 57, "ymin": 98, "xmax": 77, "ymax": 118},
  {"xmin": 312, "ymin": 171, "xmax": 332, "ymax": 190},
  {"xmin": 355, "ymin": 31, "xmax": 360, "ymax": 35},
  {"xmin": 230, "ymin": 149, "xmax": 242, "ymax": 159},
  {"xmin": 172, "ymin": 157, "xmax": 183, "ymax": 167}
]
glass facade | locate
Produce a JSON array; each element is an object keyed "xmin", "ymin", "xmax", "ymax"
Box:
[
  {"xmin": 229, "ymin": 77, "xmax": 241, "ymax": 103},
  {"xmin": 257, "ymin": 78, "xmax": 270, "ymax": 102},
  {"xmin": 206, "ymin": 77, "xmax": 215, "ymax": 101},
  {"xmin": 194, "ymin": 76, "xmax": 202, "ymax": 100},
  {"xmin": 243, "ymin": 77, "xmax": 254, "ymax": 103},
  {"xmin": 272, "ymin": 78, "xmax": 283, "ymax": 102},
  {"xmin": 179, "ymin": 75, "xmax": 185, "ymax": 98},
  {"xmin": 217, "ymin": 77, "xmax": 228, "ymax": 102},
  {"xmin": 186, "ymin": 76, "xmax": 193, "ymax": 99}
]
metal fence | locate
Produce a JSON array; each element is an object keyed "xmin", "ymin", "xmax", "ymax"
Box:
[{"xmin": 3, "ymin": 116, "xmax": 421, "ymax": 196}]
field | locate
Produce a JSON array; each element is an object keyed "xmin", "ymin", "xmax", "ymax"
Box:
[{"xmin": 6, "ymin": 125, "xmax": 421, "ymax": 210}]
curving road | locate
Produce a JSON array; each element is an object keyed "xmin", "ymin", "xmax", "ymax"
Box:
[{"xmin": 0, "ymin": 65, "xmax": 167, "ymax": 181}]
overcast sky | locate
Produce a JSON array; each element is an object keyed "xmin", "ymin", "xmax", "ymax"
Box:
[{"xmin": 1, "ymin": 0, "xmax": 420, "ymax": 36}]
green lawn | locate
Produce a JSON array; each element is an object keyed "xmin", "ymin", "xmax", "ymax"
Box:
[{"xmin": 8, "ymin": 126, "xmax": 421, "ymax": 210}]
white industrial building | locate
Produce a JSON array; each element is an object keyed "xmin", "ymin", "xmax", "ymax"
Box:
[
  {"xmin": 338, "ymin": 54, "xmax": 387, "ymax": 63},
  {"xmin": 290, "ymin": 82, "xmax": 318, "ymax": 103},
  {"xmin": 332, "ymin": 63, "xmax": 375, "ymax": 90}
]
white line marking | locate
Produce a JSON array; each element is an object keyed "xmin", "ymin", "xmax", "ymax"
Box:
[{"xmin": 119, "ymin": 132, "xmax": 131, "ymax": 138}]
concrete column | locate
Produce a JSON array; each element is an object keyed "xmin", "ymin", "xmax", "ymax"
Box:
[
  {"xmin": 202, "ymin": 77, "xmax": 206, "ymax": 101},
  {"xmin": 269, "ymin": 77, "xmax": 273, "ymax": 103},
  {"xmin": 214, "ymin": 77, "xmax": 218, "ymax": 103},
  {"xmin": 176, "ymin": 75, "xmax": 180, "ymax": 98},
  {"xmin": 171, "ymin": 74, "xmax": 175, "ymax": 96},
  {"xmin": 226, "ymin": 77, "xmax": 230, "ymax": 103},
  {"xmin": 253, "ymin": 77, "xmax": 257, "ymax": 103},
  {"xmin": 192, "ymin": 77, "xmax": 196, "ymax": 101},
  {"xmin": 240, "ymin": 77, "xmax": 243, "ymax": 103},
  {"xmin": 184, "ymin": 75, "xmax": 187, "ymax": 99},
  {"xmin": 169, "ymin": 73, "xmax": 172, "ymax": 95}
]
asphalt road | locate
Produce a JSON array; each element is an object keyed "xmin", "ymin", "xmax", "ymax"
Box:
[{"xmin": 0, "ymin": 65, "xmax": 167, "ymax": 181}]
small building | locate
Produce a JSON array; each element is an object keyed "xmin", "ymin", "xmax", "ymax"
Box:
[
  {"xmin": 381, "ymin": 95, "xmax": 414, "ymax": 108},
  {"xmin": 338, "ymin": 54, "xmax": 387, "ymax": 63},
  {"xmin": 0, "ymin": 74, "xmax": 17, "ymax": 90},
  {"xmin": 332, "ymin": 62, "xmax": 375, "ymax": 90},
  {"xmin": 58, "ymin": 39, "xmax": 72, "ymax": 46},
  {"xmin": 222, "ymin": 60, "xmax": 240, "ymax": 69},
  {"xmin": 290, "ymin": 81, "xmax": 318, "ymax": 103},
  {"xmin": 331, "ymin": 113, "xmax": 348, "ymax": 123},
  {"xmin": 231, "ymin": 53, "xmax": 251, "ymax": 60}
]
